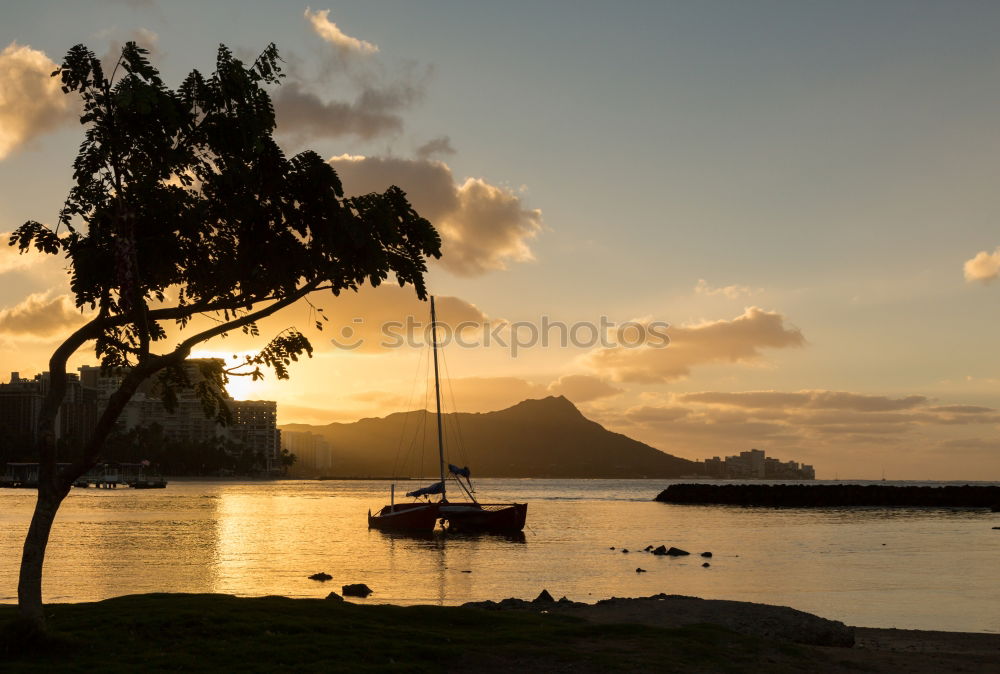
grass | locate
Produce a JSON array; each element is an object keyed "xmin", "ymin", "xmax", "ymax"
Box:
[{"xmin": 0, "ymin": 594, "xmax": 820, "ymax": 672}]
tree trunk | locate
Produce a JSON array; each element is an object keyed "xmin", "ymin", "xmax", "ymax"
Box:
[
  {"xmin": 14, "ymin": 284, "xmax": 318, "ymax": 628},
  {"xmin": 17, "ymin": 484, "xmax": 66, "ymax": 627}
]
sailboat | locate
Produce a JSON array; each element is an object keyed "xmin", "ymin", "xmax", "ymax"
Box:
[{"xmin": 367, "ymin": 296, "xmax": 528, "ymax": 533}]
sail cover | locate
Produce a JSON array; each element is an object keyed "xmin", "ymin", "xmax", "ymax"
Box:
[
  {"xmin": 448, "ymin": 464, "xmax": 471, "ymax": 478},
  {"xmin": 406, "ymin": 481, "xmax": 445, "ymax": 498}
]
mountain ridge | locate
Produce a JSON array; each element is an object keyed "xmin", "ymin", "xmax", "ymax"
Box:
[{"xmin": 281, "ymin": 395, "xmax": 701, "ymax": 479}]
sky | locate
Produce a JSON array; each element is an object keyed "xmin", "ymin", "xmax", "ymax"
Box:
[{"xmin": 3, "ymin": 0, "xmax": 1000, "ymax": 479}]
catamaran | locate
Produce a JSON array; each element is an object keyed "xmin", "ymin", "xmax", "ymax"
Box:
[{"xmin": 367, "ymin": 296, "xmax": 527, "ymax": 533}]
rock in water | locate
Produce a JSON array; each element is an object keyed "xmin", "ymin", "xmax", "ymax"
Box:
[
  {"xmin": 309, "ymin": 572, "xmax": 333, "ymax": 581},
  {"xmin": 342, "ymin": 583, "xmax": 373, "ymax": 597},
  {"xmin": 702, "ymin": 562, "xmax": 711, "ymax": 568},
  {"xmin": 666, "ymin": 547, "xmax": 690, "ymax": 556},
  {"xmin": 636, "ymin": 567, "xmax": 647, "ymax": 573},
  {"xmin": 325, "ymin": 592, "xmax": 344, "ymax": 602},
  {"xmin": 651, "ymin": 545, "xmax": 668, "ymax": 555},
  {"xmin": 700, "ymin": 551, "xmax": 713, "ymax": 558},
  {"xmin": 622, "ymin": 548, "xmax": 629, "ymax": 553},
  {"xmin": 534, "ymin": 589, "xmax": 555, "ymax": 603}
]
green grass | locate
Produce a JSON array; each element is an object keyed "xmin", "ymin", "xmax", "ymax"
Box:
[{"xmin": 0, "ymin": 594, "xmax": 819, "ymax": 672}]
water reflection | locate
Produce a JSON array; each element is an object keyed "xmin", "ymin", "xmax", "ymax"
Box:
[
  {"xmin": 0, "ymin": 479, "xmax": 997, "ymax": 633},
  {"xmin": 374, "ymin": 530, "xmax": 527, "ymax": 545}
]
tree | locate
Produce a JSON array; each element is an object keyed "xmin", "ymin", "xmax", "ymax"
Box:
[{"xmin": 7, "ymin": 42, "xmax": 440, "ymax": 628}]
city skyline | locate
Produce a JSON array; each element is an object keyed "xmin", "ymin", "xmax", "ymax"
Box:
[{"xmin": 3, "ymin": 1, "xmax": 1000, "ymax": 479}]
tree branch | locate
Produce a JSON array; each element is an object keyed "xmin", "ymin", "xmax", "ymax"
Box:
[
  {"xmin": 57, "ymin": 280, "xmax": 321, "ymax": 489},
  {"xmin": 30, "ymin": 281, "xmax": 334, "ymax": 495}
]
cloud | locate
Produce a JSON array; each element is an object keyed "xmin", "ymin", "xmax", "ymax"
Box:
[
  {"xmin": 671, "ymin": 391, "xmax": 997, "ymax": 426},
  {"xmin": 928, "ymin": 404, "xmax": 996, "ymax": 414},
  {"xmin": 622, "ymin": 405, "xmax": 692, "ymax": 424},
  {"xmin": 305, "ymin": 8, "xmax": 379, "ymax": 56},
  {"xmin": 964, "ymin": 247, "xmax": 1000, "ymax": 283},
  {"xmin": 600, "ymin": 389, "xmax": 1000, "ymax": 478},
  {"xmin": 278, "ymin": 404, "xmax": 363, "ymax": 425},
  {"xmin": 327, "ymin": 376, "xmax": 548, "ymax": 417},
  {"xmin": 348, "ymin": 389, "xmax": 409, "ymax": 408},
  {"xmin": 694, "ymin": 279, "xmax": 760, "ymax": 299},
  {"xmin": 670, "ymin": 390, "xmax": 1000, "ymax": 427},
  {"xmin": 585, "ymin": 307, "xmax": 805, "ymax": 383},
  {"xmin": 329, "ymin": 155, "xmax": 543, "ymax": 276},
  {"xmin": 612, "ymin": 402, "xmax": 796, "ymax": 450},
  {"xmin": 547, "ymin": 374, "xmax": 622, "ymax": 403},
  {"xmin": 102, "ymin": 0, "xmax": 159, "ymax": 8},
  {"xmin": 317, "ymin": 284, "xmax": 489, "ymax": 354},
  {"xmin": 0, "ymin": 293, "xmax": 87, "ymax": 337},
  {"xmin": 0, "ymin": 42, "xmax": 74, "ymax": 160},
  {"xmin": 416, "ymin": 136, "xmax": 456, "ymax": 160},
  {"xmin": 0, "ymin": 233, "xmax": 51, "ymax": 274},
  {"xmin": 102, "ymin": 27, "xmax": 161, "ymax": 68},
  {"xmin": 275, "ymin": 80, "xmax": 420, "ymax": 141},
  {"xmin": 442, "ymin": 377, "xmax": 548, "ymax": 412},
  {"xmin": 276, "ymin": 8, "xmax": 430, "ymax": 144},
  {"xmin": 940, "ymin": 437, "xmax": 1000, "ymax": 453},
  {"xmin": 678, "ymin": 390, "xmax": 928, "ymax": 412}
]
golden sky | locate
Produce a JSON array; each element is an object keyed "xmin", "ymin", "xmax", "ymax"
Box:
[{"xmin": 3, "ymin": 2, "xmax": 1000, "ymax": 480}]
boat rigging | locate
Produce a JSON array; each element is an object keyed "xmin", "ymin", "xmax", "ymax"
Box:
[{"xmin": 367, "ymin": 296, "xmax": 527, "ymax": 533}]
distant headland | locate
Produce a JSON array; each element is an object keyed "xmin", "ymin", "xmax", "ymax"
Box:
[
  {"xmin": 280, "ymin": 396, "xmax": 814, "ymax": 480},
  {"xmin": 282, "ymin": 396, "xmax": 701, "ymax": 479}
]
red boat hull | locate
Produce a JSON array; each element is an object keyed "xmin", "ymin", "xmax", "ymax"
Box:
[
  {"xmin": 368, "ymin": 502, "xmax": 528, "ymax": 533},
  {"xmin": 439, "ymin": 503, "xmax": 527, "ymax": 533},
  {"xmin": 368, "ymin": 503, "xmax": 440, "ymax": 531}
]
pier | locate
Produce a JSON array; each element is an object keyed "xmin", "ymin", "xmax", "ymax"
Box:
[{"xmin": 1, "ymin": 463, "xmax": 166, "ymax": 489}]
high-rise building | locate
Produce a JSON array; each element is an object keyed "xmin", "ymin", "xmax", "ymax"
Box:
[
  {"xmin": 228, "ymin": 400, "xmax": 280, "ymax": 471},
  {"xmin": 282, "ymin": 430, "xmax": 335, "ymax": 475},
  {"xmin": 1, "ymin": 362, "xmax": 281, "ymax": 472},
  {"xmin": 0, "ymin": 373, "xmax": 43, "ymax": 455},
  {"xmin": 0, "ymin": 371, "xmax": 98, "ymax": 461},
  {"xmin": 700, "ymin": 448, "xmax": 815, "ymax": 479}
]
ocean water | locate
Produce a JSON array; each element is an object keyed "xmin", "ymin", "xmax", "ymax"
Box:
[{"xmin": 1, "ymin": 479, "xmax": 997, "ymax": 633}]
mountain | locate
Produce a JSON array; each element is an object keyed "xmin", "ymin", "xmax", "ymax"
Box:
[{"xmin": 280, "ymin": 396, "xmax": 701, "ymax": 478}]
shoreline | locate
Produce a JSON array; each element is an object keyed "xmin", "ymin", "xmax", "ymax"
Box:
[
  {"xmin": 3, "ymin": 592, "xmax": 998, "ymax": 672},
  {"xmin": 0, "ymin": 593, "xmax": 997, "ymax": 638}
]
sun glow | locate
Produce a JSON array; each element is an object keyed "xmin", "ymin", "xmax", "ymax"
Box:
[{"xmin": 189, "ymin": 350, "xmax": 267, "ymax": 401}]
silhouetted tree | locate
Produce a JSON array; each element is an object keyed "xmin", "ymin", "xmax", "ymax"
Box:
[
  {"xmin": 280, "ymin": 448, "xmax": 297, "ymax": 475},
  {"xmin": 8, "ymin": 42, "xmax": 439, "ymax": 628}
]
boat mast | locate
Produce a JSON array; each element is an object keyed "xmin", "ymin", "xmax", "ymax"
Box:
[{"xmin": 430, "ymin": 296, "xmax": 446, "ymax": 501}]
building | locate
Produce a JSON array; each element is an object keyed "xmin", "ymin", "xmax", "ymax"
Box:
[
  {"xmin": 700, "ymin": 448, "xmax": 815, "ymax": 479},
  {"xmin": 0, "ymin": 372, "xmax": 98, "ymax": 461},
  {"xmin": 228, "ymin": 400, "xmax": 280, "ymax": 472},
  {"xmin": 0, "ymin": 373, "xmax": 43, "ymax": 456},
  {"xmin": 79, "ymin": 360, "xmax": 229, "ymax": 444},
  {"xmin": 2, "ymin": 362, "xmax": 282, "ymax": 473},
  {"xmin": 282, "ymin": 430, "xmax": 335, "ymax": 476}
]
